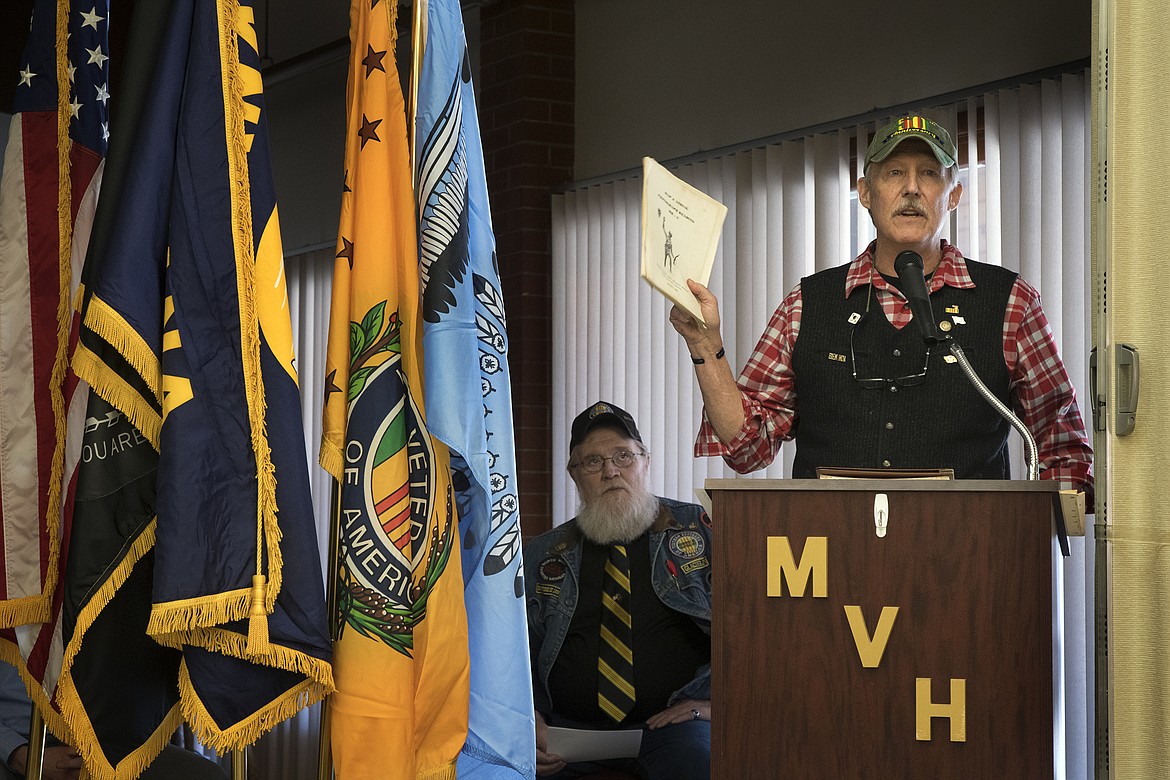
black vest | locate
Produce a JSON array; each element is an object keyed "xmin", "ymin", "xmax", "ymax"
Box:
[{"xmin": 790, "ymin": 259, "xmax": 1017, "ymax": 479}]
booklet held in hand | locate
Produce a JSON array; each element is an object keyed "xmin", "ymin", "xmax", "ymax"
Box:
[{"xmin": 640, "ymin": 157, "xmax": 727, "ymax": 326}]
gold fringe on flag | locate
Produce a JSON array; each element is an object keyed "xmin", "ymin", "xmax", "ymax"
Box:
[
  {"xmin": 55, "ymin": 519, "xmax": 182, "ymax": 780},
  {"xmin": 215, "ymin": 0, "xmax": 281, "ymax": 649},
  {"xmin": 178, "ymin": 661, "xmax": 329, "ymax": 753},
  {"xmin": 74, "ymin": 299, "xmax": 164, "ymax": 447},
  {"xmin": 31, "ymin": 0, "xmax": 80, "ymax": 634}
]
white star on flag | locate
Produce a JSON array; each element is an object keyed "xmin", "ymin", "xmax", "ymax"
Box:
[
  {"xmin": 80, "ymin": 8, "xmax": 103, "ymax": 29},
  {"xmin": 85, "ymin": 46, "xmax": 108, "ymax": 67},
  {"xmin": 18, "ymin": 67, "xmax": 35, "ymax": 87}
]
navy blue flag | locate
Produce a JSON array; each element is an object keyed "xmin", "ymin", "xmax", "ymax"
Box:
[
  {"xmin": 64, "ymin": 0, "xmax": 334, "ymax": 775},
  {"xmin": 414, "ymin": 0, "xmax": 535, "ymax": 776}
]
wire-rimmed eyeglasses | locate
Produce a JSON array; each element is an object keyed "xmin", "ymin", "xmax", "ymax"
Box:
[
  {"xmin": 849, "ymin": 286, "xmax": 932, "ymax": 389},
  {"xmin": 569, "ymin": 449, "xmax": 645, "ymax": 474}
]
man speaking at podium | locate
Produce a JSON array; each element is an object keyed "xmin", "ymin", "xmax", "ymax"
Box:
[{"xmin": 669, "ymin": 114, "xmax": 1092, "ymax": 495}]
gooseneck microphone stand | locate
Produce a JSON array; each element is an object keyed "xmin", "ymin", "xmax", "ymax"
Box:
[{"xmin": 941, "ymin": 340, "xmax": 1039, "ymax": 481}]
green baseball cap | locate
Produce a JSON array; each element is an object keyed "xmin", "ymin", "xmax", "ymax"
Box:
[{"xmin": 864, "ymin": 115, "xmax": 957, "ymax": 170}]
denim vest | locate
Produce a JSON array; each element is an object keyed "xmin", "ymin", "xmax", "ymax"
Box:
[{"xmin": 524, "ymin": 497, "xmax": 713, "ymax": 717}]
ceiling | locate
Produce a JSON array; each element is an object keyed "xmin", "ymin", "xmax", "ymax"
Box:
[
  {"xmin": 2, "ymin": 1, "xmax": 504, "ymax": 115},
  {"xmin": 1, "ymin": 1, "xmax": 366, "ymax": 115}
]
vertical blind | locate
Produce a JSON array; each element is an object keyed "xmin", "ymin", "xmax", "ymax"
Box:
[{"xmin": 551, "ymin": 69, "xmax": 1092, "ymax": 778}]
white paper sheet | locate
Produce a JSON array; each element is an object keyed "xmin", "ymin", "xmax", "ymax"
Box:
[{"xmin": 546, "ymin": 725, "xmax": 643, "ymax": 763}]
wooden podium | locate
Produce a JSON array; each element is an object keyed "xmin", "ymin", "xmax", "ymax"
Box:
[{"xmin": 706, "ymin": 478, "xmax": 1063, "ymax": 778}]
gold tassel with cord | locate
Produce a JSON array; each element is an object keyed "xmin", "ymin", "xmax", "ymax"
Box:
[{"xmin": 246, "ymin": 574, "xmax": 269, "ymax": 655}]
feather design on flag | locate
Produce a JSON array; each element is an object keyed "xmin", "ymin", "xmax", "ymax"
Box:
[
  {"xmin": 417, "ymin": 72, "xmax": 468, "ymax": 323},
  {"xmin": 475, "ymin": 272, "xmax": 519, "ymax": 577},
  {"xmin": 483, "ymin": 519, "xmax": 520, "ymax": 578},
  {"xmin": 476, "ymin": 311, "xmax": 505, "ymax": 356},
  {"xmin": 474, "ymin": 271, "xmax": 508, "ymax": 326}
]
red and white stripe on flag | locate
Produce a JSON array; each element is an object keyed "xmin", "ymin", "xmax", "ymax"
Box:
[{"xmin": 0, "ymin": 0, "xmax": 107, "ymax": 707}]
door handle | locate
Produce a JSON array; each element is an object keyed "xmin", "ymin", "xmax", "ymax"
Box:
[{"xmin": 1115, "ymin": 343, "xmax": 1139, "ymax": 436}]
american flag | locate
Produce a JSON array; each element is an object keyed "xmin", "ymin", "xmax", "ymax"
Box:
[{"xmin": 0, "ymin": 0, "xmax": 109, "ymax": 725}]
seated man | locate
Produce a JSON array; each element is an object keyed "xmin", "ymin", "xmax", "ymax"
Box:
[
  {"xmin": 0, "ymin": 660, "xmax": 226, "ymax": 780},
  {"xmin": 525, "ymin": 402, "xmax": 712, "ymax": 779}
]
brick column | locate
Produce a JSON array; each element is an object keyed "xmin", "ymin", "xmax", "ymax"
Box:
[{"xmin": 478, "ymin": 0, "xmax": 574, "ymax": 537}]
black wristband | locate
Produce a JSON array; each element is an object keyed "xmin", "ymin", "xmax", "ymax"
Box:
[{"xmin": 690, "ymin": 347, "xmax": 725, "ymax": 365}]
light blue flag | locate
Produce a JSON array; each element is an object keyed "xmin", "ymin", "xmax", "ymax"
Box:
[{"xmin": 414, "ymin": 1, "xmax": 535, "ymax": 777}]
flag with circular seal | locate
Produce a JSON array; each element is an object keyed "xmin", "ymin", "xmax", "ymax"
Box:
[
  {"xmin": 319, "ymin": 1, "xmax": 470, "ymax": 777},
  {"xmin": 337, "ymin": 336, "xmax": 456, "ymax": 659}
]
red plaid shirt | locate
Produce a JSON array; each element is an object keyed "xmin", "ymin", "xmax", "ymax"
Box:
[{"xmin": 696, "ymin": 241, "xmax": 1094, "ymax": 497}]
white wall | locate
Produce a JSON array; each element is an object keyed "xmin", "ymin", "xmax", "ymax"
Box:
[{"xmin": 575, "ymin": 0, "xmax": 1091, "ymax": 179}]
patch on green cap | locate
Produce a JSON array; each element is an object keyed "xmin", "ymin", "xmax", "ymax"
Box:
[{"xmin": 864, "ymin": 115, "xmax": 957, "ymax": 169}]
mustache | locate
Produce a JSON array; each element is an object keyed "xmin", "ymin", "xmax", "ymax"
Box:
[{"xmin": 895, "ymin": 198, "xmax": 925, "ymax": 214}]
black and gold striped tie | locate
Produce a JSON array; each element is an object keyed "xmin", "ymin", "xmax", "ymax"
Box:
[{"xmin": 598, "ymin": 544, "xmax": 635, "ymax": 722}]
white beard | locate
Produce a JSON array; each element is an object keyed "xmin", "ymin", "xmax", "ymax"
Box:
[{"xmin": 576, "ymin": 488, "xmax": 660, "ymax": 545}]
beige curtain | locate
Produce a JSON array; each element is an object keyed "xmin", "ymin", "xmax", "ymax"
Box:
[{"xmin": 1096, "ymin": 0, "xmax": 1170, "ymax": 776}]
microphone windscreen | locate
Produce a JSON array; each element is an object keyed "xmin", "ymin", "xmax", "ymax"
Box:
[{"xmin": 894, "ymin": 250, "xmax": 924, "ymax": 275}]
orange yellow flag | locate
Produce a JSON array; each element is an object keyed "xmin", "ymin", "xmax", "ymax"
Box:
[{"xmin": 320, "ymin": 2, "xmax": 470, "ymax": 778}]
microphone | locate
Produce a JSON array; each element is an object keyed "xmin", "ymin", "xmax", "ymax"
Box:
[{"xmin": 893, "ymin": 250, "xmax": 944, "ymax": 344}]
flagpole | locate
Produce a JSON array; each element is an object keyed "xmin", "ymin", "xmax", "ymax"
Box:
[
  {"xmin": 25, "ymin": 707, "xmax": 46, "ymax": 780},
  {"xmin": 231, "ymin": 747, "xmax": 246, "ymax": 780},
  {"xmin": 316, "ymin": 480, "xmax": 342, "ymax": 780},
  {"xmin": 409, "ymin": 0, "xmax": 425, "ymax": 179}
]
